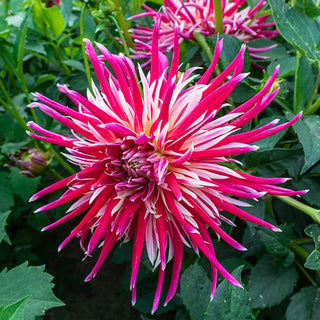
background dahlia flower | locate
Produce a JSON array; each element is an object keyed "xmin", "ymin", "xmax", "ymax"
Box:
[
  {"xmin": 28, "ymin": 16, "xmax": 303, "ymax": 313},
  {"xmin": 131, "ymin": 0, "xmax": 278, "ymax": 62}
]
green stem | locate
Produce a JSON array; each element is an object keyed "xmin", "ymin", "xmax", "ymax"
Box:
[
  {"xmin": 304, "ymin": 63, "xmax": 320, "ymax": 115},
  {"xmin": 214, "ymin": 0, "xmax": 224, "ymax": 34},
  {"xmin": 304, "ymin": 96, "xmax": 320, "ymax": 116},
  {"xmin": 293, "ymin": 51, "xmax": 301, "ymax": 114},
  {"xmin": 0, "ymin": 80, "xmax": 30, "ymax": 131},
  {"xmin": 292, "ymin": 244, "xmax": 320, "ymax": 279},
  {"xmin": 264, "ymin": 195, "xmax": 275, "ymax": 217},
  {"xmin": 48, "ymin": 167, "xmax": 64, "ymax": 180},
  {"xmin": 275, "ymin": 195, "xmax": 320, "ymax": 224},
  {"xmin": 109, "ymin": 15, "xmax": 131, "ymax": 58},
  {"xmin": 193, "ymin": 31, "xmax": 213, "ymax": 60},
  {"xmin": 113, "ymin": 0, "xmax": 135, "ymax": 49},
  {"xmin": 294, "ymin": 260, "xmax": 318, "ymax": 287},
  {"xmin": 19, "ymin": 71, "xmax": 40, "ymax": 124},
  {"xmin": 80, "ymin": 1, "xmax": 92, "ymax": 91},
  {"xmin": 0, "ymin": 96, "xmax": 29, "ymax": 131},
  {"xmin": 51, "ymin": 148, "xmax": 76, "ymax": 175}
]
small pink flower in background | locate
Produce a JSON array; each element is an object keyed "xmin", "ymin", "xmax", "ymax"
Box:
[
  {"xmin": 28, "ymin": 15, "xmax": 302, "ymax": 313},
  {"xmin": 131, "ymin": 0, "xmax": 278, "ymax": 62}
]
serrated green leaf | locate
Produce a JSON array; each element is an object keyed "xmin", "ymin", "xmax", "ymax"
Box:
[
  {"xmin": 258, "ymin": 224, "xmax": 294, "ymax": 267},
  {"xmin": 286, "ymin": 286, "xmax": 320, "ymax": 320},
  {"xmin": 292, "ymin": 177, "xmax": 320, "ymax": 208},
  {"xmin": 304, "ymin": 224, "xmax": 320, "ymax": 270},
  {"xmin": 44, "ymin": 6, "xmax": 65, "ymax": 39},
  {"xmin": 0, "ymin": 211, "xmax": 11, "ymax": 245},
  {"xmin": 269, "ymin": 0, "xmax": 320, "ymax": 62},
  {"xmin": 9, "ymin": 168, "xmax": 41, "ymax": 202},
  {"xmin": 294, "ymin": 0, "xmax": 320, "ymax": 18},
  {"xmin": 180, "ymin": 263, "xmax": 211, "ymax": 320},
  {"xmin": 0, "ymin": 296, "xmax": 29, "ymax": 320},
  {"xmin": 242, "ymin": 148, "xmax": 304, "ymax": 177},
  {"xmin": 204, "ymin": 266, "xmax": 253, "ymax": 320},
  {"xmin": 291, "ymin": 114, "xmax": 320, "ymax": 173},
  {"xmin": 248, "ymin": 255, "xmax": 298, "ymax": 309},
  {"xmin": 0, "ymin": 262, "xmax": 64, "ymax": 320},
  {"xmin": 305, "ymin": 225, "xmax": 320, "ymax": 248},
  {"xmin": 294, "ymin": 54, "xmax": 316, "ymax": 113}
]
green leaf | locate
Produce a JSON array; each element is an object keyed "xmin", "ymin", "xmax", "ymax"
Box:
[
  {"xmin": 294, "ymin": 54, "xmax": 316, "ymax": 113},
  {"xmin": 13, "ymin": 8, "xmax": 30, "ymax": 76},
  {"xmin": 204, "ymin": 266, "xmax": 253, "ymax": 320},
  {"xmin": 60, "ymin": 0, "xmax": 73, "ymax": 25},
  {"xmin": 206, "ymin": 35, "xmax": 250, "ymax": 72},
  {"xmin": 0, "ymin": 173, "xmax": 14, "ymax": 212},
  {"xmin": 294, "ymin": 0, "xmax": 320, "ymax": 18},
  {"xmin": 129, "ymin": 0, "xmax": 147, "ymax": 15},
  {"xmin": 292, "ymin": 177, "xmax": 320, "ymax": 208},
  {"xmin": 258, "ymin": 224, "xmax": 294, "ymax": 267},
  {"xmin": 269, "ymin": 0, "xmax": 320, "ymax": 62},
  {"xmin": 180, "ymin": 263, "xmax": 211, "ymax": 320},
  {"xmin": 267, "ymin": 57, "xmax": 296, "ymax": 77},
  {"xmin": 304, "ymin": 224, "xmax": 320, "ymax": 270},
  {"xmin": 248, "ymin": 255, "xmax": 298, "ymax": 309},
  {"xmin": 0, "ymin": 296, "xmax": 29, "ymax": 320},
  {"xmin": 286, "ymin": 286, "xmax": 320, "ymax": 320},
  {"xmin": 0, "ymin": 262, "xmax": 64, "ymax": 320},
  {"xmin": 0, "ymin": 211, "xmax": 11, "ymax": 245},
  {"xmin": 242, "ymin": 148, "xmax": 304, "ymax": 177},
  {"xmin": 254, "ymin": 116, "xmax": 289, "ymax": 150},
  {"xmin": 43, "ymin": 6, "xmax": 65, "ymax": 39},
  {"xmin": 5, "ymin": 12, "xmax": 25, "ymax": 28},
  {"xmin": 9, "ymin": 0, "xmax": 29, "ymax": 14},
  {"xmin": 9, "ymin": 168, "xmax": 41, "ymax": 202},
  {"xmin": 82, "ymin": 13, "xmax": 97, "ymax": 41},
  {"xmin": 291, "ymin": 114, "xmax": 320, "ymax": 173},
  {"xmin": 62, "ymin": 60, "xmax": 86, "ymax": 72}
]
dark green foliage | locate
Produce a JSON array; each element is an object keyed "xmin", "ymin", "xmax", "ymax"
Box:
[{"xmin": 1, "ymin": 0, "xmax": 320, "ymax": 319}]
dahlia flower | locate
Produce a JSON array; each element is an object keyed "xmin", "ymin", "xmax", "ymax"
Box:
[
  {"xmin": 28, "ymin": 15, "xmax": 302, "ymax": 313},
  {"xmin": 131, "ymin": 0, "xmax": 278, "ymax": 62}
]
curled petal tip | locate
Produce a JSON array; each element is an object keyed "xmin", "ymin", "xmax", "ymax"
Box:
[
  {"xmin": 41, "ymin": 227, "xmax": 46, "ymax": 232},
  {"xmin": 34, "ymin": 207, "xmax": 42, "ymax": 213},
  {"xmin": 84, "ymin": 276, "xmax": 91, "ymax": 282}
]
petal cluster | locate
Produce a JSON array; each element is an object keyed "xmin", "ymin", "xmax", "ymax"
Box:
[
  {"xmin": 29, "ymin": 17, "xmax": 302, "ymax": 313},
  {"xmin": 131, "ymin": 0, "xmax": 278, "ymax": 63}
]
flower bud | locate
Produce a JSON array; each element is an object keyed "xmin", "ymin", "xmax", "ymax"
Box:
[{"xmin": 8, "ymin": 147, "xmax": 51, "ymax": 177}]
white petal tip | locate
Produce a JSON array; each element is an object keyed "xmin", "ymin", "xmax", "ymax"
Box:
[
  {"xmin": 29, "ymin": 195, "xmax": 38, "ymax": 202},
  {"xmin": 271, "ymin": 226, "xmax": 282, "ymax": 232}
]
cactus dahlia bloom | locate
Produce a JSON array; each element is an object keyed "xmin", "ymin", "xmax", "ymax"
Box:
[
  {"xmin": 28, "ymin": 16, "xmax": 302, "ymax": 313},
  {"xmin": 131, "ymin": 0, "xmax": 278, "ymax": 62}
]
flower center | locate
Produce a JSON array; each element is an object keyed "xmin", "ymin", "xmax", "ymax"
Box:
[{"xmin": 105, "ymin": 133, "xmax": 168, "ymax": 200}]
